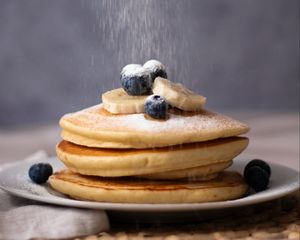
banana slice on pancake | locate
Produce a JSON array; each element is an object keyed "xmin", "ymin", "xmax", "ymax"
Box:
[
  {"xmin": 102, "ymin": 88, "xmax": 147, "ymax": 114},
  {"xmin": 152, "ymin": 77, "xmax": 206, "ymax": 111},
  {"xmin": 102, "ymin": 78, "xmax": 207, "ymax": 114}
]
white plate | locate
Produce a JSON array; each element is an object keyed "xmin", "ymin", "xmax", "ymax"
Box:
[{"xmin": 0, "ymin": 157, "xmax": 299, "ymax": 212}]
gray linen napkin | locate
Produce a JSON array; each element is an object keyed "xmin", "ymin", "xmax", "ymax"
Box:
[{"xmin": 0, "ymin": 152, "xmax": 110, "ymax": 240}]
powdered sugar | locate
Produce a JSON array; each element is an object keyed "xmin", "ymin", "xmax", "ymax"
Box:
[
  {"xmin": 143, "ymin": 59, "xmax": 166, "ymax": 73},
  {"xmin": 120, "ymin": 111, "xmax": 222, "ymax": 133},
  {"xmin": 67, "ymin": 104, "xmax": 248, "ymax": 135},
  {"xmin": 121, "ymin": 64, "xmax": 149, "ymax": 77}
]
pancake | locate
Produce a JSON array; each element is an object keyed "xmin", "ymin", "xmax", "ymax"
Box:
[
  {"xmin": 136, "ymin": 161, "xmax": 232, "ymax": 180},
  {"xmin": 49, "ymin": 170, "xmax": 248, "ymax": 203},
  {"xmin": 56, "ymin": 137, "xmax": 248, "ymax": 177},
  {"xmin": 60, "ymin": 104, "xmax": 249, "ymax": 149}
]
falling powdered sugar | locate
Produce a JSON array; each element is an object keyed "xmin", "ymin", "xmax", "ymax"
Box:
[{"xmin": 89, "ymin": 0, "xmax": 193, "ymax": 82}]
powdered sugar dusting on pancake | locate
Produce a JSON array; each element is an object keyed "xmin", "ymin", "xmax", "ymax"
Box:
[{"xmin": 62, "ymin": 104, "xmax": 248, "ymax": 134}]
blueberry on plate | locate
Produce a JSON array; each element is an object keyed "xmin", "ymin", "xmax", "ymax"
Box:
[
  {"xmin": 244, "ymin": 165, "xmax": 270, "ymax": 192},
  {"xmin": 120, "ymin": 64, "xmax": 152, "ymax": 95},
  {"xmin": 143, "ymin": 59, "xmax": 167, "ymax": 83},
  {"xmin": 29, "ymin": 163, "xmax": 53, "ymax": 184},
  {"xmin": 244, "ymin": 159, "xmax": 271, "ymax": 177},
  {"xmin": 145, "ymin": 94, "xmax": 168, "ymax": 119}
]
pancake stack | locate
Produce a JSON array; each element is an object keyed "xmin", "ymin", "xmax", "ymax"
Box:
[{"xmin": 49, "ymin": 64, "xmax": 250, "ymax": 204}]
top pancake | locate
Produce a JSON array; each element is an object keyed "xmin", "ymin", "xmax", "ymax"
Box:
[{"xmin": 60, "ymin": 104, "xmax": 249, "ymax": 149}]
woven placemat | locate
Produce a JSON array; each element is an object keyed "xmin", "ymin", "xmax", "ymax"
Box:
[{"xmin": 77, "ymin": 190, "xmax": 300, "ymax": 240}]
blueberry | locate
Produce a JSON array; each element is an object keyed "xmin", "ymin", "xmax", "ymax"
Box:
[
  {"xmin": 29, "ymin": 163, "xmax": 53, "ymax": 184},
  {"xmin": 145, "ymin": 95, "xmax": 168, "ymax": 119},
  {"xmin": 244, "ymin": 166, "xmax": 269, "ymax": 192},
  {"xmin": 143, "ymin": 59, "xmax": 168, "ymax": 83},
  {"xmin": 120, "ymin": 64, "xmax": 152, "ymax": 95},
  {"xmin": 244, "ymin": 159, "xmax": 271, "ymax": 177}
]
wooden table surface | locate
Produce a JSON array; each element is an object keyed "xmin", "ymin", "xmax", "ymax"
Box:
[{"xmin": 0, "ymin": 111, "xmax": 299, "ymax": 240}]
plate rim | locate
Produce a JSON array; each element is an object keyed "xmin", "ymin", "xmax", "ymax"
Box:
[{"xmin": 0, "ymin": 157, "xmax": 299, "ymax": 212}]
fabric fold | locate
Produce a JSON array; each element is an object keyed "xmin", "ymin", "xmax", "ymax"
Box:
[{"xmin": 0, "ymin": 151, "xmax": 109, "ymax": 240}]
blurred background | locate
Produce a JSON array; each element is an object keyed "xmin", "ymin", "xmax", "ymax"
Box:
[
  {"xmin": 0, "ymin": 0, "xmax": 299, "ymax": 127},
  {"xmin": 0, "ymin": 0, "xmax": 298, "ymax": 167}
]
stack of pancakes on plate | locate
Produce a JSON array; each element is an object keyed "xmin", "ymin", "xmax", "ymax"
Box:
[{"xmin": 49, "ymin": 102, "xmax": 250, "ymax": 203}]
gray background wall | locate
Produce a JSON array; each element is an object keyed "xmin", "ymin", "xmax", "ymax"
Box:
[{"xmin": 0, "ymin": 0, "xmax": 299, "ymax": 127}]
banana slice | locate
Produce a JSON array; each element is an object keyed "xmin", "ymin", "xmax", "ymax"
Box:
[
  {"xmin": 102, "ymin": 88, "xmax": 147, "ymax": 114},
  {"xmin": 152, "ymin": 77, "xmax": 206, "ymax": 111}
]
